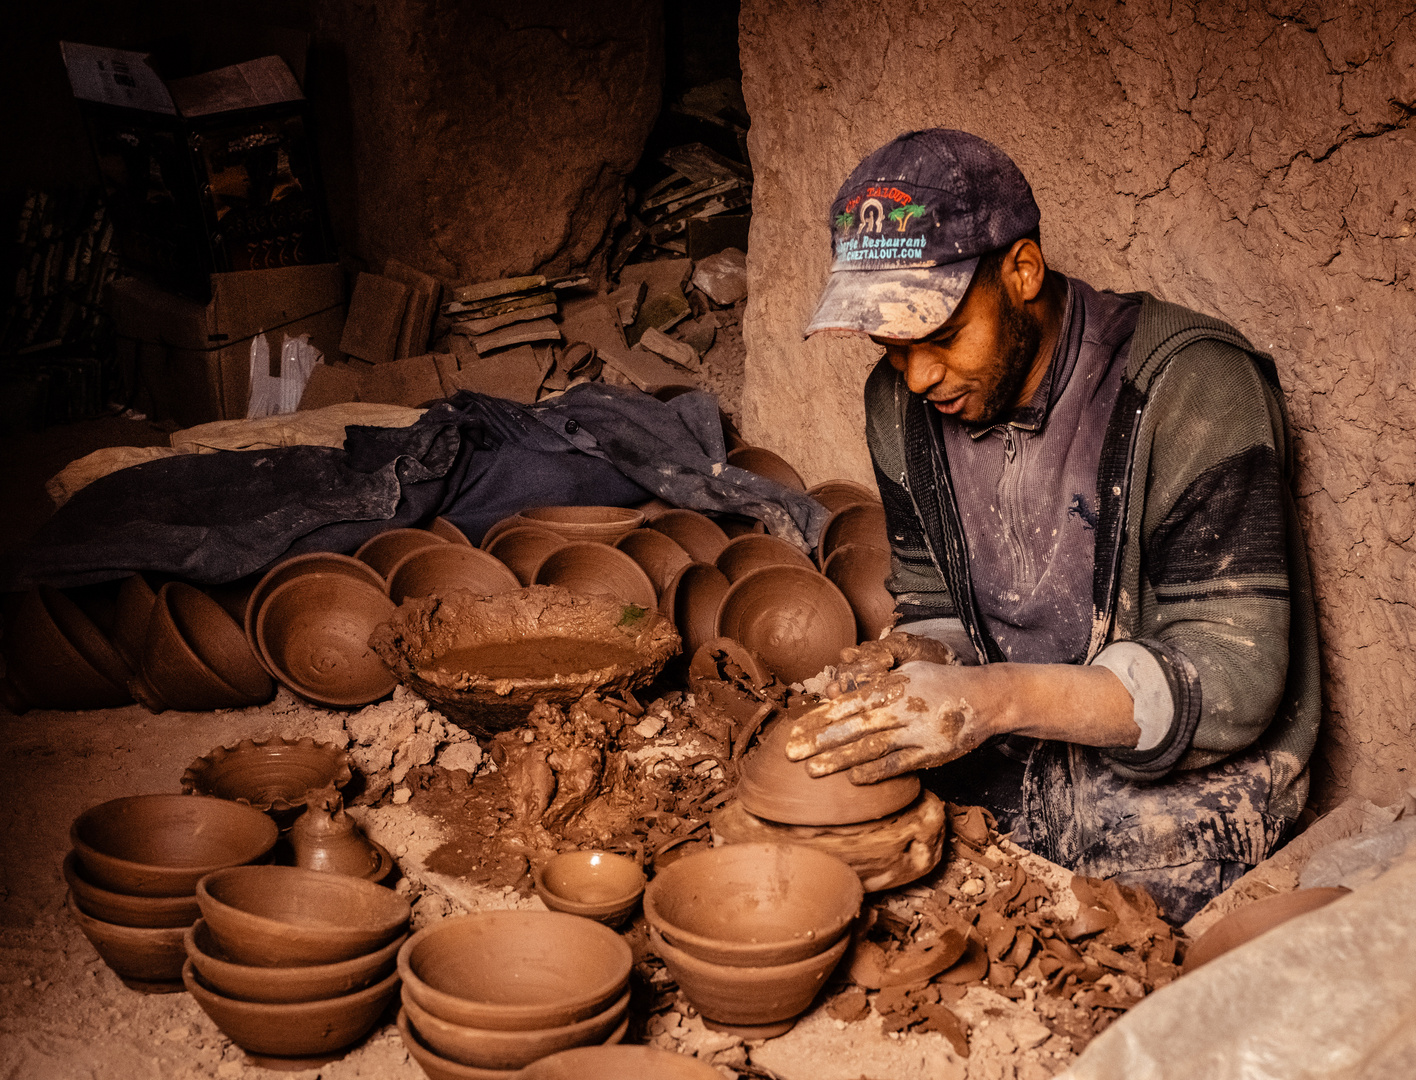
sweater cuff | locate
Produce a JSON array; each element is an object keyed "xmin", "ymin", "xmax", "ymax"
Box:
[
  {"xmin": 1091, "ymin": 641, "xmax": 1173, "ymax": 752},
  {"xmin": 1097, "ymin": 638, "xmax": 1203, "ymax": 781}
]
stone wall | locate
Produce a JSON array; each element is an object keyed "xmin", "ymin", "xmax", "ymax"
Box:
[{"xmin": 739, "ymin": 0, "xmax": 1415, "ymax": 810}]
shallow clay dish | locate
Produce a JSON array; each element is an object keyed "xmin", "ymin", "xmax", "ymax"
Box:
[
  {"xmin": 513, "ymin": 506, "xmax": 645, "ymax": 544},
  {"xmin": 68, "ymin": 893, "xmax": 188, "ymax": 989},
  {"xmin": 386, "ymin": 544, "xmax": 520, "ymax": 604},
  {"xmin": 256, "ymin": 574, "xmax": 397, "ymax": 708},
  {"xmin": 659, "ymin": 563, "xmax": 733, "ymax": 660},
  {"xmin": 368, "ymin": 586, "xmax": 679, "ymax": 736},
  {"xmin": 136, "ymin": 584, "xmax": 259, "ymax": 712},
  {"xmin": 533, "ymin": 851, "xmax": 646, "ymax": 925},
  {"xmin": 0, "ymin": 586, "xmax": 131, "ymax": 711},
  {"xmin": 428, "ymin": 516, "xmax": 473, "ymax": 545},
  {"xmin": 63, "ymin": 852, "xmax": 201, "ymax": 929},
  {"xmin": 726, "ymin": 446, "xmax": 807, "ymax": 491},
  {"xmin": 817, "ymin": 502, "xmax": 888, "ymax": 568},
  {"xmin": 644, "ymin": 842, "xmax": 863, "ymax": 967},
  {"xmin": 715, "ymin": 565, "xmax": 856, "ymax": 685},
  {"xmin": 197, "ymin": 865, "xmax": 410, "ymax": 967},
  {"xmin": 403, "ymin": 985, "xmax": 630, "ymax": 1069},
  {"xmin": 184, "ymin": 919, "xmax": 405, "ymax": 1004},
  {"xmin": 180, "ymin": 735, "xmax": 352, "ymax": 814},
  {"xmin": 737, "ymin": 714, "xmax": 920, "ymax": 827},
  {"xmin": 512, "ymin": 1045, "xmax": 725, "ymax": 1080},
  {"xmin": 806, "ymin": 479, "xmax": 876, "ymax": 515},
  {"xmin": 397, "ymin": 1009, "xmax": 519, "ymax": 1080},
  {"xmin": 397, "ymin": 910, "xmax": 632, "ymax": 1031},
  {"xmin": 1183, "ymin": 887, "xmax": 1352, "ymax": 973},
  {"xmin": 184, "ymin": 960, "xmax": 400, "ymax": 1058},
  {"xmin": 822, "ymin": 543, "xmax": 895, "ymax": 644},
  {"xmin": 532, "ymin": 542, "xmax": 658, "ymax": 609},
  {"xmin": 714, "ymin": 533, "xmax": 816, "ymax": 583},
  {"xmin": 71, "ymin": 793, "xmax": 278, "ymax": 897},
  {"xmin": 113, "ymin": 573, "xmax": 160, "ymax": 672},
  {"xmin": 243, "ymin": 553, "xmax": 387, "ymax": 670},
  {"xmin": 645, "ymin": 509, "xmax": 730, "ymax": 564},
  {"xmin": 355, "ymin": 527, "xmax": 448, "ymax": 579},
  {"xmin": 613, "ymin": 529, "xmax": 692, "ymax": 598},
  {"xmin": 486, "ymin": 527, "xmax": 568, "ymax": 586}
]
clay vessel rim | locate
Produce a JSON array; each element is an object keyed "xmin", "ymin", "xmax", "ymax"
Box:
[
  {"xmin": 649, "ymin": 923, "xmax": 852, "ymax": 978},
  {"xmin": 162, "ymin": 583, "xmax": 272, "ymax": 700},
  {"xmin": 197, "ymin": 864, "xmax": 411, "ymax": 939},
  {"xmin": 1184, "ymin": 886, "xmax": 1352, "ymax": 973},
  {"xmin": 63, "ymin": 851, "xmax": 201, "ymax": 924},
  {"xmin": 385, "ymin": 544, "xmax": 520, "ymax": 604},
  {"xmin": 184, "ymin": 918, "xmax": 408, "ymax": 981},
  {"xmin": 519, "ymin": 506, "xmax": 645, "ymax": 526},
  {"xmin": 725, "ymin": 446, "xmax": 807, "ymax": 491},
  {"xmin": 14, "ymin": 587, "xmax": 126, "ymax": 700},
  {"xmin": 354, "ymin": 528, "xmax": 449, "ymax": 579},
  {"xmin": 179, "ymin": 735, "xmax": 353, "ymax": 813},
  {"xmin": 401, "ymin": 983, "xmax": 631, "ymax": 1045},
  {"xmin": 713, "ymin": 566, "xmax": 856, "ymax": 685},
  {"xmin": 148, "ymin": 583, "xmax": 250, "ymax": 700},
  {"xmin": 817, "ymin": 502, "xmax": 888, "ymax": 565},
  {"xmin": 395, "ymin": 1007, "xmax": 528, "ymax": 1079},
  {"xmin": 533, "ymin": 852, "xmax": 646, "ymax": 911},
  {"xmin": 39, "ymin": 584, "xmax": 132, "ymax": 688},
  {"xmin": 244, "ymin": 553, "xmax": 386, "ymax": 647},
  {"xmin": 183, "ymin": 958, "xmax": 401, "ymax": 1014},
  {"xmin": 821, "ymin": 541, "xmax": 890, "ymax": 576},
  {"xmin": 67, "ymin": 891, "xmax": 190, "ymax": 943},
  {"xmin": 428, "ymin": 517, "xmax": 473, "ymax": 545},
  {"xmin": 530, "ymin": 542, "xmax": 658, "ymax": 609}
]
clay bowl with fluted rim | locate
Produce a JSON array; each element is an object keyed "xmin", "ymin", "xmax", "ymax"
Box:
[
  {"xmin": 183, "ymin": 918, "xmax": 406, "ymax": 1003},
  {"xmin": 395, "ymin": 1009, "xmax": 516, "ymax": 1080},
  {"xmin": 613, "ymin": 529, "xmax": 691, "ymax": 599},
  {"xmin": 0, "ymin": 586, "xmax": 131, "ymax": 712},
  {"xmin": 386, "ymin": 544, "xmax": 521, "ymax": 604},
  {"xmin": 197, "ymin": 865, "xmax": 410, "ymax": 967},
  {"xmin": 816, "ymin": 502, "xmax": 888, "ymax": 568},
  {"xmin": 355, "ymin": 527, "xmax": 447, "ymax": 579},
  {"xmin": 184, "ymin": 959, "xmax": 400, "ymax": 1058},
  {"xmin": 135, "ymin": 584, "xmax": 264, "ymax": 712},
  {"xmin": 533, "ymin": 851, "xmax": 646, "ymax": 926},
  {"xmin": 163, "ymin": 582, "xmax": 273, "ymax": 701},
  {"xmin": 486, "ymin": 527, "xmax": 567, "ymax": 586},
  {"xmin": 645, "ymin": 509, "xmax": 730, "ymax": 563},
  {"xmin": 255, "ymin": 573, "xmax": 397, "ymax": 708},
  {"xmin": 180, "ymin": 735, "xmax": 352, "ymax": 815},
  {"xmin": 71, "ymin": 793, "xmax": 278, "ymax": 897},
  {"xmin": 512, "ymin": 1045, "xmax": 726, "ymax": 1080},
  {"xmin": 736, "ymin": 713, "xmax": 921, "ymax": 827},
  {"xmin": 397, "ymin": 910, "xmax": 632, "ymax": 1031},
  {"xmin": 402, "ymin": 985, "xmax": 630, "ymax": 1070},
  {"xmin": 244, "ymin": 553, "xmax": 387, "ymax": 671},
  {"xmin": 726, "ymin": 446, "xmax": 807, "ymax": 491},
  {"xmin": 512, "ymin": 505, "xmax": 645, "ymax": 544},
  {"xmin": 644, "ymin": 842, "xmax": 863, "ymax": 967},
  {"xmin": 714, "ymin": 533, "xmax": 816, "ymax": 583},
  {"xmin": 532, "ymin": 542, "xmax": 657, "ymax": 609},
  {"xmin": 63, "ymin": 851, "xmax": 201, "ymax": 928},
  {"xmin": 823, "ymin": 543, "xmax": 895, "ymax": 644},
  {"xmin": 68, "ymin": 893, "xmax": 188, "ymax": 990},
  {"xmin": 715, "ymin": 565, "xmax": 855, "ymax": 685},
  {"xmin": 659, "ymin": 564, "xmax": 733, "ymax": 662},
  {"xmin": 113, "ymin": 573, "xmax": 159, "ymax": 672},
  {"xmin": 650, "ymin": 925, "xmax": 849, "ymax": 1029},
  {"xmin": 807, "ymin": 479, "xmax": 877, "ymax": 515},
  {"xmin": 428, "ymin": 516, "xmax": 473, "ymax": 546}
]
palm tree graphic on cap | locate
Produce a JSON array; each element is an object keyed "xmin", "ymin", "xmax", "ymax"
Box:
[{"xmin": 888, "ymin": 203, "xmax": 926, "ymax": 231}]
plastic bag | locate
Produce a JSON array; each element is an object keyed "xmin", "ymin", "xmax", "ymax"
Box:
[{"xmin": 247, "ymin": 332, "xmax": 322, "ymax": 418}]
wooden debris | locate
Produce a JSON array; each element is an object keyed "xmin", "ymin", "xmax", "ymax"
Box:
[
  {"xmin": 383, "ymin": 259, "xmax": 441, "ymax": 360},
  {"xmin": 340, "ymin": 272, "xmax": 410, "ymax": 364},
  {"xmin": 452, "ymin": 274, "xmax": 547, "ymax": 305},
  {"xmin": 457, "ymin": 302, "xmax": 558, "ymax": 336},
  {"xmin": 472, "ymin": 317, "xmax": 561, "ymax": 356}
]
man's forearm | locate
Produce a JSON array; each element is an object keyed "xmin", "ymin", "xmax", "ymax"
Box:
[{"xmin": 953, "ymin": 662, "xmax": 1140, "ymax": 749}]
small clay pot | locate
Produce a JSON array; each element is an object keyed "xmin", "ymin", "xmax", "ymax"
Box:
[
  {"xmin": 71, "ymin": 794, "xmax": 278, "ymax": 898},
  {"xmin": 532, "ymin": 543, "xmax": 658, "ymax": 610},
  {"xmin": 650, "ymin": 926, "xmax": 849, "ymax": 1028},
  {"xmin": 533, "ymin": 851, "xmax": 646, "ymax": 926},
  {"xmin": 1183, "ymin": 887, "xmax": 1352, "ymax": 973},
  {"xmin": 402, "ymin": 985, "xmax": 630, "ymax": 1069},
  {"xmin": 816, "ymin": 502, "xmax": 888, "ymax": 568},
  {"xmin": 726, "ymin": 446, "xmax": 807, "ymax": 491},
  {"xmin": 714, "ymin": 565, "xmax": 856, "ymax": 685},
  {"xmin": 613, "ymin": 529, "xmax": 692, "ymax": 599},
  {"xmin": 822, "ymin": 543, "xmax": 895, "ymax": 644},
  {"xmin": 397, "ymin": 911, "xmax": 632, "ymax": 1031},
  {"xmin": 355, "ymin": 527, "xmax": 448, "ymax": 579},
  {"xmin": 137, "ymin": 584, "xmax": 263, "ymax": 712},
  {"xmin": 428, "ymin": 516, "xmax": 473, "ymax": 546},
  {"xmin": 289, "ymin": 790, "xmax": 394, "ymax": 881},
  {"xmin": 184, "ymin": 919, "xmax": 406, "ymax": 1004},
  {"xmin": 114, "ymin": 574, "xmax": 160, "ymax": 671},
  {"xmin": 184, "ymin": 960, "xmax": 401, "ymax": 1058},
  {"xmin": 714, "ymin": 533, "xmax": 815, "ymax": 583},
  {"xmin": 645, "ymin": 509, "xmax": 730, "ymax": 563},
  {"xmin": 513, "ymin": 1045, "xmax": 726, "ymax": 1080},
  {"xmin": 0, "ymin": 586, "xmax": 131, "ymax": 711},
  {"xmin": 806, "ymin": 479, "xmax": 877, "ymax": 515},
  {"xmin": 162, "ymin": 583, "xmax": 273, "ymax": 702},
  {"xmin": 244, "ymin": 553, "xmax": 387, "ymax": 673},
  {"xmin": 386, "ymin": 545, "xmax": 520, "ymax": 604},
  {"xmin": 197, "ymin": 865, "xmax": 410, "ymax": 967},
  {"xmin": 514, "ymin": 506, "xmax": 645, "ymax": 544},
  {"xmin": 486, "ymin": 527, "xmax": 568, "ymax": 586},
  {"xmin": 659, "ymin": 564, "xmax": 732, "ymax": 660},
  {"xmin": 68, "ymin": 893, "xmax": 188, "ymax": 989},
  {"xmin": 255, "ymin": 573, "xmax": 397, "ymax": 708},
  {"xmin": 180, "ymin": 735, "xmax": 352, "ymax": 815},
  {"xmin": 643, "ymin": 842, "xmax": 862, "ymax": 968},
  {"xmin": 63, "ymin": 852, "xmax": 201, "ymax": 929},
  {"xmin": 396, "ymin": 1008, "xmax": 518, "ymax": 1080}
]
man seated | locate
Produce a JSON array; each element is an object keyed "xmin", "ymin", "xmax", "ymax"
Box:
[{"xmin": 787, "ymin": 129, "xmax": 1320, "ymax": 923}]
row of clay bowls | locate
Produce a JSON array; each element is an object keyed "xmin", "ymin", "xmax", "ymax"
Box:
[
  {"xmin": 64, "ymin": 794, "xmax": 278, "ymax": 993},
  {"xmin": 0, "ymin": 585, "xmax": 136, "ymax": 712}
]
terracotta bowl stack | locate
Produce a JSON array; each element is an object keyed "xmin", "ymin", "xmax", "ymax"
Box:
[
  {"xmin": 397, "ymin": 911, "xmax": 633, "ymax": 1077},
  {"xmin": 644, "ymin": 842, "xmax": 862, "ymax": 1037},
  {"xmin": 65, "ymin": 794, "xmax": 278, "ymax": 993},
  {"xmin": 0, "ymin": 585, "xmax": 135, "ymax": 713},
  {"xmin": 186, "ymin": 865, "xmax": 410, "ymax": 1065}
]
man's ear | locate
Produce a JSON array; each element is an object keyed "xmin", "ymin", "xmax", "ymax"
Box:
[{"xmin": 1002, "ymin": 238, "xmax": 1047, "ymax": 305}]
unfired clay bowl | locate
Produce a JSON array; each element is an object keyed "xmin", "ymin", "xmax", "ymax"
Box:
[
  {"xmin": 71, "ymin": 794, "xmax": 278, "ymax": 898},
  {"xmin": 397, "ymin": 911, "xmax": 632, "ymax": 1031},
  {"xmin": 532, "ymin": 542, "xmax": 658, "ymax": 609},
  {"xmin": 645, "ymin": 509, "xmax": 730, "ymax": 563},
  {"xmin": 1183, "ymin": 887, "xmax": 1352, "ymax": 973},
  {"xmin": 511, "ymin": 1045, "xmax": 725, "ymax": 1080},
  {"xmin": 513, "ymin": 506, "xmax": 644, "ymax": 544},
  {"xmin": 397, "ymin": 1008, "xmax": 518, "ymax": 1080},
  {"xmin": 643, "ymin": 842, "xmax": 862, "ymax": 967},
  {"xmin": 42, "ymin": 584, "xmax": 134, "ymax": 692},
  {"xmin": 533, "ymin": 851, "xmax": 646, "ymax": 925},
  {"xmin": 478, "ymin": 514, "xmax": 528, "ymax": 552},
  {"xmin": 806, "ymin": 479, "xmax": 877, "ymax": 515},
  {"xmin": 68, "ymin": 893, "xmax": 188, "ymax": 990},
  {"xmin": 161, "ymin": 583, "xmax": 274, "ymax": 702},
  {"xmin": 613, "ymin": 529, "xmax": 692, "ymax": 599},
  {"xmin": 180, "ymin": 735, "xmax": 352, "ymax": 814},
  {"xmin": 402, "ymin": 985, "xmax": 630, "ymax": 1069},
  {"xmin": 184, "ymin": 960, "xmax": 400, "ymax": 1058},
  {"xmin": 354, "ymin": 527, "xmax": 448, "ymax": 579},
  {"xmin": 726, "ymin": 446, "xmax": 807, "ymax": 491},
  {"xmin": 386, "ymin": 544, "xmax": 521, "ymax": 604},
  {"xmin": 135, "ymin": 584, "xmax": 260, "ymax": 712},
  {"xmin": 64, "ymin": 851, "xmax": 201, "ymax": 928},
  {"xmin": 197, "ymin": 865, "xmax": 411, "ymax": 967},
  {"xmin": 715, "ymin": 565, "xmax": 856, "ymax": 685},
  {"xmin": 650, "ymin": 926, "xmax": 849, "ymax": 1028},
  {"xmin": 184, "ymin": 918, "xmax": 405, "ymax": 1004},
  {"xmin": 114, "ymin": 573, "xmax": 159, "ymax": 672},
  {"xmin": 244, "ymin": 553, "xmax": 387, "ymax": 671},
  {"xmin": 822, "ymin": 543, "xmax": 895, "ymax": 645},
  {"xmin": 714, "ymin": 534, "xmax": 815, "ymax": 583},
  {"xmin": 816, "ymin": 502, "xmax": 888, "ymax": 568},
  {"xmin": 256, "ymin": 573, "xmax": 398, "ymax": 708},
  {"xmin": 428, "ymin": 516, "xmax": 473, "ymax": 545},
  {"xmin": 486, "ymin": 527, "xmax": 568, "ymax": 586},
  {"xmin": 659, "ymin": 563, "xmax": 733, "ymax": 660},
  {"xmin": 0, "ymin": 586, "xmax": 131, "ymax": 711}
]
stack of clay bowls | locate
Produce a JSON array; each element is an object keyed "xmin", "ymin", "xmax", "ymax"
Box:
[
  {"xmin": 186, "ymin": 865, "xmax": 409, "ymax": 1065},
  {"xmin": 397, "ymin": 911, "xmax": 633, "ymax": 1077},
  {"xmin": 0, "ymin": 584, "xmax": 134, "ymax": 713},
  {"xmin": 644, "ymin": 842, "xmax": 862, "ymax": 1037},
  {"xmin": 65, "ymin": 794, "xmax": 278, "ymax": 992}
]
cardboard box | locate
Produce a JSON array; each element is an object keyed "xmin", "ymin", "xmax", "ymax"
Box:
[{"xmin": 111, "ymin": 263, "xmax": 345, "ymax": 426}]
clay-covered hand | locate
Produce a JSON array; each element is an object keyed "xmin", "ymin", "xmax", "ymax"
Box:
[
  {"xmin": 824, "ymin": 632, "xmax": 958, "ymax": 698},
  {"xmin": 786, "ymin": 661, "xmax": 987, "ymax": 783}
]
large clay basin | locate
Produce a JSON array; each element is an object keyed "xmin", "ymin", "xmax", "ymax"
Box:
[
  {"xmin": 42, "ymin": 584, "xmax": 133, "ymax": 691},
  {"xmin": 68, "ymin": 893, "xmax": 188, "ymax": 989},
  {"xmin": 512, "ymin": 1045, "xmax": 725, "ymax": 1079},
  {"xmin": 659, "ymin": 563, "xmax": 732, "ymax": 660},
  {"xmin": 71, "ymin": 794, "xmax": 278, "ymax": 897},
  {"xmin": 613, "ymin": 529, "xmax": 692, "ymax": 599},
  {"xmin": 714, "ymin": 533, "xmax": 815, "ymax": 583},
  {"xmin": 63, "ymin": 852, "xmax": 200, "ymax": 928},
  {"xmin": 822, "ymin": 543, "xmax": 895, "ymax": 644},
  {"xmin": 428, "ymin": 516, "xmax": 473, "ymax": 545},
  {"xmin": 532, "ymin": 542, "xmax": 657, "ymax": 609},
  {"xmin": 137, "ymin": 584, "xmax": 262, "ymax": 711},
  {"xmin": 714, "ymin": 565, "xmax": 856, "ymax": 685},
  {"xmin": 645, "ymin": 509, "xmax": 729, "ymax": 564},
  {"xmin": 354, "ymin": 527, "xmax": 447, "ymax": 579},
  {"xmin": 113, "ymin": 573, "xmax": 159, "ymax": 672},
  {"xmin": 244, "ymin": 553, "xmax": 386, "ymax": 672},
  {"xmin": 727, "ymin": 446, "xmax": 806, "ymax": 491},
  {"xmin": 485, "ymin": 527, "xmax": 567, "ymax": 587}
]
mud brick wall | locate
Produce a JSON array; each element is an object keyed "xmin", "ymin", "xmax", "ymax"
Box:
[{"xmin": 738, "ymin": 0, "xmax": 1416, "ymax": 809}]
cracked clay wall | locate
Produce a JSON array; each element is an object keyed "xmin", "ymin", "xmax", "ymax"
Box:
[{"xmin": 739, "ymin": 0, "xmax": 1415, "ymax": 811}]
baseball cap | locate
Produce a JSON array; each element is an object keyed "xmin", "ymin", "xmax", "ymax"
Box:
[{"xmin": 805, "ymin": 129, "xmax": 1041, "ymax": 340}]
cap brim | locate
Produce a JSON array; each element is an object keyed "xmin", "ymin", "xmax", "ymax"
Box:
[{"xmin": 804, "ymin": 260, "xmax": 979, "ymax": 340}]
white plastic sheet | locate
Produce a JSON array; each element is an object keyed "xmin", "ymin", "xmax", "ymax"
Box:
[{"xmin": 247, "ymin": 332, "xmax": 321, "ymax": 418}]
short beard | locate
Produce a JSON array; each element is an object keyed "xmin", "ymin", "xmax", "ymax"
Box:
[{"xmin": 963, "ymin": 288, "xmax": 1042, "ymax": 429}]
